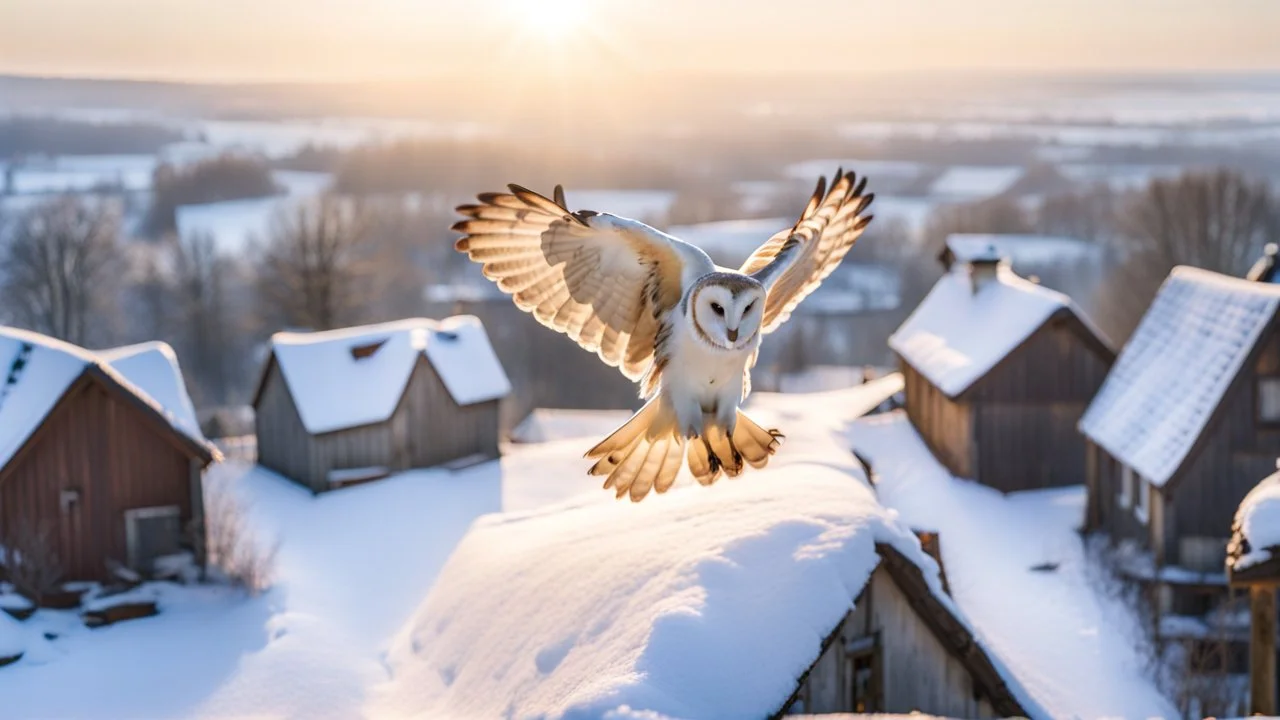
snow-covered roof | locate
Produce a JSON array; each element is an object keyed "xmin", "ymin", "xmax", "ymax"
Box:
[
  {"xmin": 99, "ymin": 342, "xmax": 204, "ymax": 442},
  {"xmin": 509, "ymin": 408, "xmax": 635, "ymax": 444},
  {"xmin": 266, "ymin": 316, "xmax": 510, "ymax": 435},
  {"xmin": 1081, "ymin": 267, "xmax": 1280, "ymax": 487},
  {"xmin": 379, "ymin": 384, "xmax": 1035, "ymax": 719},
  {"xmin": 667, "ymin": 217, "xmax": 789, "ymax": 268},
  {"xmin": 889, "ymin": 265, "xmax": 1085, "ymax": 397},
  {"xmin": 0, "ymin": 328, "xmax": 212, "ymax": 472},
  {"xmin": 1229, "ymin": 468, "xmax": 1280, "ymax": 576},
  {"xmin": 945, "ymin": 233, "xmax": 1103, "ymax": 267},
  {"xmin": 929, "ymin": 166, "xmax": 1024, "ymax": 202}
]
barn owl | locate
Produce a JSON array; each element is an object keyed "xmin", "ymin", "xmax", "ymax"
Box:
[{"xmin": 453, "ymin": 169, "xmax": 874, "ymax": 501}]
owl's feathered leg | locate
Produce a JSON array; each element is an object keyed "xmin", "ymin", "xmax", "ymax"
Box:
[{"xmin": 730, "ymin": 410, "xmax": 785, "ymax": 469}]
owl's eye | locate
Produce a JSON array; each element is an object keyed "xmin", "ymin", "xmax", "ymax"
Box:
[
  {"xmin": 744, "ymin": 301, "xmax": 756, "ymax": 314},
  {"xmin": 710, "ymin": 302, "xmax": 724, "ymax": 316}
]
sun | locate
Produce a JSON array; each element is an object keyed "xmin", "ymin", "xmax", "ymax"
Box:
[{"xmin": 510, "ymin": 0, "xmax": 589, "ymax": 41}]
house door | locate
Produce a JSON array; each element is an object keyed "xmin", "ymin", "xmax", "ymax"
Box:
[{"xmin": 124, "ymin": 506, "xmax": 182, "ymax": 575}]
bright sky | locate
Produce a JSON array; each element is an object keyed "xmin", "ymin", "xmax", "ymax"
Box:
[{"xmin": 1, "ymin": 0, "xmax": 1277, "ymax": 83}]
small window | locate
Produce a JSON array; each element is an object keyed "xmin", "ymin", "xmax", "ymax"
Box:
[
  {"xmin": 349, "ymin": 338, "xmax": 388, "ymax": 360},
  {"xmin": 1118, "ymin": 465, "xmax": 1133, "ymax": 509},
  {"xmin": 1135, "ymin": 477, "xmax": 1149, "ymax": 525},
  {"xmin": 1260, "ymin": 377, "xmax": 1280, "ymax": 423}
]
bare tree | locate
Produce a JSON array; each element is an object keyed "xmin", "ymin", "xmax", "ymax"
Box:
[
  {"xmin": 1094, "ymin": 169, "xmax": 1280, "ymax": 342},
  {"xmin": 0, "ymin": 196, "xmax": 120, "ymax": 345},
  {"xmin": 173, "ymin": 232, "xmax": 239, "ymax": 406},
  {"xmin": 257, "ymin": 195, "xmax": 371, "ymax": 331},
  {"xmin": 1036, "ymin": 184, "xmax": 1121, "ymax": 244},
  {"xmin": 922, "ymin": 196, "xmax": 1033, "ymax": 255},
  {"xmin": 200, "ymin": 470, "xmax": 276, "ymax": 595}
]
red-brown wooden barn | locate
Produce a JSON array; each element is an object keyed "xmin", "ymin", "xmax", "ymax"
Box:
[{"xmin": 0, "ymin": 330, "xmax": 216, "ymax": 583}]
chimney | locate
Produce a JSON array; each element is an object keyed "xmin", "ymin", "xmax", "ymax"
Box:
[
  {"xmin": 966, "ymin": 244, "xmax": 1004, "ymax": 294},
  {"xmin": 1248, "ymin": 243, "xmax": 1280, "ymax": 283}
]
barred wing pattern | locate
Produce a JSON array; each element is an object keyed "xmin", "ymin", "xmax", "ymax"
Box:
[
  {"xmin": 740, "ymin": 169, "xmax": 874, "ymax": 333},
  {"xmin": 453, "ymin": 185, "xmax": 701, "ymax": 385}
]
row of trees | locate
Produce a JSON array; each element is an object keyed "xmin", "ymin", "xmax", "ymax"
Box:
[{"xmin": 0, "ymin": 191, "xmax": 454, "ymax": 416}]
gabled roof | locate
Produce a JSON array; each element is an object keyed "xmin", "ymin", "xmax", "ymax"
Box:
[
  {"xmin": 0, "ymin": 328, "xmax": 214, "ymax": 473},
  {"xmin": 261, "ymin": 316, "xmax": 510, "ymax": 435},
  {"xmin": 889, "ymin": 264, "xmax": 1104, "ymax": 397},
  {"xmin": 1228, "ymin": 467, "xmax": 1280, "ymax": 583},
  {"xmin": 378, "ymin": 403, "xmax": 1040, "ymax": 718},
  {"xmin": 98, "ymin": 342, "xmax": 204, "ymax": 442},
  {"xmin": 943, "ymin": 233, "xmax": 1103, "ymax": 268},
  {"xmin": 1081, "ymin": 267, "xmax": 1280, "ymax": 488}
]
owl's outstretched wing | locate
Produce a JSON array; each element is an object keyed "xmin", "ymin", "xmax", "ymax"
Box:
[
  {"xmin": 739, "ymin": 169, "xmax": 874, "ymax": 334},
  {"xmin": 453, "ymin": 185, "xmax": 712, "ymax": 385}
]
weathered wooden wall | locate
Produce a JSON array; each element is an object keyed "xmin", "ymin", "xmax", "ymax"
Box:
[
  {"xmin": 966, "ymin": 314, "xmax": 1112, "ymax": 492},
  {"xmin": 255, "ymin": 357, "xmax": 501, "ymax": 493},
  {"xmin": 902, "ymin": 362, "xmax": 973, "ymax": 479},
  {"xmin": 785, "ymin": 566, "xmax": 998, "ymax": 717},
  {"xmin": 0, "ymin": 375, "xmax": 198, "ymax": 581}
]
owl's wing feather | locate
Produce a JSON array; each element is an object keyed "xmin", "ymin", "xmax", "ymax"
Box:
[
  {"xmin": 740, "ymin": 169, "xmax": 874, "ymax": 333},
  {"xmin": 454, "ymin": 185, "xmax": 710, "ymax": 384}
]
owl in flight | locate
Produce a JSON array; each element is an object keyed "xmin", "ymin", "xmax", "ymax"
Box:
[{"xmin": 454, "ymin": 169, "xmax": 873, "ymax": 501}]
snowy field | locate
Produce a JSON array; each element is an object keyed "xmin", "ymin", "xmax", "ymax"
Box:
[{"xmin": 849, "ymin": 411, "xmax": 1178, "ymax": 719}]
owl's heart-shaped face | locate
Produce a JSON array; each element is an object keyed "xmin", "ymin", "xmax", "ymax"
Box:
[{"xmin": 693, "ymin": 280, "xmax": 766, "ymax": 351}]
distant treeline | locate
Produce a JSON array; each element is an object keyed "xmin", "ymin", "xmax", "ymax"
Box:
[
  {"xmin": 144, "ymin": 153, "xmax": 281, "ymax": 236},
  {"xmin": 0, "ymin": 117, "xmax": 183, "ymax": 159}
]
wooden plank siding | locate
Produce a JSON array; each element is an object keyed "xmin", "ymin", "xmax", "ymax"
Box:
[
  {"xmin": 900, "ymin": 310, "xmax": 1111, "ymax": 492},
  {"xmin": 0, "ymin": 374, "xmax": 202, "ymax": 581},
  {"xmin": 1090, "ymin": 317, "xmax": 1280, "ymax": 571},
  {"xmin": 901, "ymin": 363, "xmax": 974, "ymax": 479},
  {"xmin": 255, "ymin": 355, "xmax": 501, "ymax": 493}
]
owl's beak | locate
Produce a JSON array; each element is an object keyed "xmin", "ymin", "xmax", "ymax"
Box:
[{"xmin": 726, "ymin": 328, "xmax": 739, "ymax": 343}]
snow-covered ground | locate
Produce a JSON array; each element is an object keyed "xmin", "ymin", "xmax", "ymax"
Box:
[{"xmin": 849, "ymin": 411, "xmax": 1178, "ymax": 719}]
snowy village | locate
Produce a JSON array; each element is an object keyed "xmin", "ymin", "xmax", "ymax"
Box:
[{"xmin": 4, "ymin": 3, "xmax": 1280, "ymax": 719}]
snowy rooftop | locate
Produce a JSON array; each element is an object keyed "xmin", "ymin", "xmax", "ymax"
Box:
[
  {"xmin": 266, "ymin": 316, "xmax": 510, "ymax": 435},
  {"xmin": 376, "ymin": 378, "xmax": 1038, "ymax": 719},
  {"xmin": 889, "ymin": 264, "xmax": 1082, "ymax": 397},
  {"xmin": 0, "ymin": 328, "xmax": 210, "ymax": 471},
  {"xmin": 849, "ymin": 411, "xmax": 1178, "ymax": 719},
  {"xmin": 945, "ymin": 233, "xmax": 1103, "ymax": 267},
  {"xmin": 1081, "ymin": 267, "xmax": 1280, "ymax": 487},
  {"xmin": 99, "ymin": 342, "xmax": 204, "ymax": 442},
  {"xmin": 666, "ymin": 217, "xmax": 790, "ymax": 268},
  {"xmin": 928, "ymin": 166, "xmax": 1024, "ymax": 202},
  {"xmin": 1229, "ymin": 468, "xmax": 1280, "ymax": 576}
]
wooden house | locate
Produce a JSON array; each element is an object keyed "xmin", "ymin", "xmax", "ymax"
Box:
[
  {"xmin": 0, "ymin": 330, "xmax": 216, "ymax": 583},
  {"xmin": 252, "ymin": 316, "xmax": 510, "ymax": 493},
  {"xmin": 889, "ymin": 244, "xmax": 1114, "ymax": 492},
  {"xmin": 779, "ymin": 543, "xmax": 1028, "ymax": 717},
  {"xmin": 1227, "ymin": 467, "xmax": 1280, "ymax": 715},
  {"xmin": 1081, "ymin": 268, "xmax": 1280, "ymax": 603}
]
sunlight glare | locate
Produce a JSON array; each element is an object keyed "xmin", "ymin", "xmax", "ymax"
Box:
[{"xmin": 511, "ymin": 0, "xmax": 589, "ymax": 41}]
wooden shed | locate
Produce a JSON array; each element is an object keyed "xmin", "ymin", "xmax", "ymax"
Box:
[
  {"xmin": 1227, "ymin": 467, "xmax": 1280, "ymax": 716},
  {"xmin": 780, "ymin": 543, "xmax": 1029, "ymax": 717},
  {"xmin": 1081, "ymin": 268, "xmax": 1280, "ymax": 585},
  {"xmin": 889, "ymin": 246, "xmax": 1114, "ymax": 493},
  {"xmin": 0, "ymin": 330, "xmax": 215, "ymax": 583},
  {"xmin": 252, "ymin": 316, "xmax": 510, "ymax": 493}
]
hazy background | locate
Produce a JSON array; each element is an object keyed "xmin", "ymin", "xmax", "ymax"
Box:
[{"xmin": 3, "ymin": 0, "xmax": 1280, "ymax": 437}]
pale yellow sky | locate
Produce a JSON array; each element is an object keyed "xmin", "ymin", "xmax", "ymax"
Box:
[{"xmin": 1, "ymin": 0, "xmax": 1278, "ymax": 83}]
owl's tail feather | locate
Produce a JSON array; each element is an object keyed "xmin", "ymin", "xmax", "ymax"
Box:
[{"xmin": 586, "ymin": 399, "xmax": 685, "ymax": 502}]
